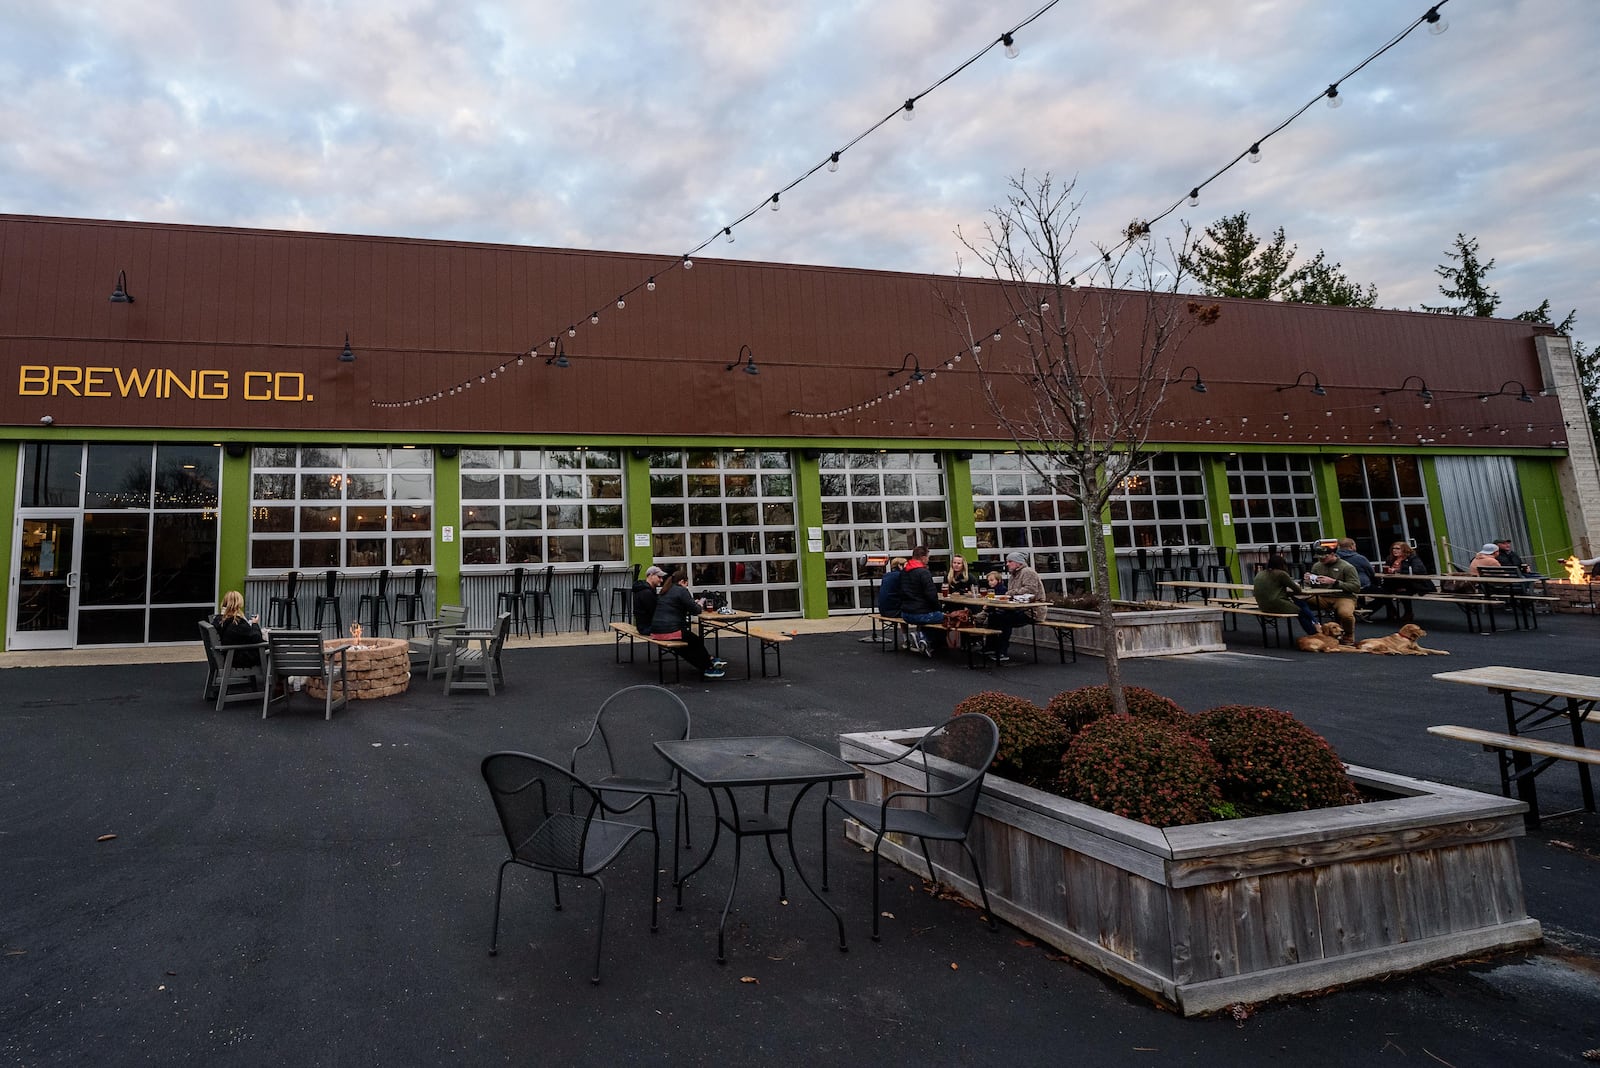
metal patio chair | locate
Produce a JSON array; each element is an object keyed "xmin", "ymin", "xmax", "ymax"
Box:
[
  {"xmin": 481, "ymin": 751, "xmax": 659, "ymax": 984},
  {"xmin": 821, "ymin": 713, "xmax": 1000, "ymax": 941},
  {"xmin": 569, "ymin": 685, "xmax": 693, "ymax": 879}
]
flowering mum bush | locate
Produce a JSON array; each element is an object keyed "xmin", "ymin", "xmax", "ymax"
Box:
[
  {"xmin": 1192, "ymin": 705, "xmax": 1360, "ymax": 813},
  {"xmin": 1046, "ymin": 685, "xmax": 1189, "ymax": 737},
  {"xmin": 953, "ymin": 690, "xmax": 1067, "ymax": 789},
  {"xmin": 1060, "ymin": 714, "xmax": 1223, "ymax": 827}
]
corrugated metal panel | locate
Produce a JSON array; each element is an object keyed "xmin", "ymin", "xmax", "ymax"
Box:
[{"xmin": 1433, "ymin": 456, "xmax": 1528, "ymax": 570}]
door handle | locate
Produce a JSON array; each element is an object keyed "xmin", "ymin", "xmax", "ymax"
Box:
[{"xmin": 66, "ymin": 572, "xmax": 79, "ymax": 589}]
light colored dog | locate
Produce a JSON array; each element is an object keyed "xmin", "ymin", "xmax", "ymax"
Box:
[
  {"xmin": 1356, "ymin": 623, "xmax": 1450, "ymax": 656},
  {"xmin": 1295, "ymin": 621, "xmax": 1359, "ymax": 653}
]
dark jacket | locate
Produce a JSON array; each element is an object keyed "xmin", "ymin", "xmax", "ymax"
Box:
[
  {"xmin": 898, "ymin": 562, "xmax": 941, "ymax": 615},
  {"xmin": 1251, "ymin": 569, "xmax": 1303, "ymax": 615},
  {"xmin": 650, "ymin": 584, "xmax": 701, "ymax": 636},
  {"xmin": 1380, "ymin": 554, "xmax": 1434, "ymax": 594},
  {"xmin": 631, "ymin": 579, "xmax": 657, "ymax": 633},
  {"xmin": 211, "ymin": 614, "xmax": 264, "ymax": 667},
  {"xmin": 945, "ymin": 568, "xmax": 975, "ymax": 595},
  {"xmin": 877, "ymin": 570, "xmax": 905, "ymax": 615},
  {"xmin": 1336, "ymin": 548, "xmax": 1375, "ymax": 590}
]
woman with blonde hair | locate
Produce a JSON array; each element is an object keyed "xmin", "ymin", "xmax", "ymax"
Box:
[{"xmin": 211, "ymin": 590, "xmax": 264, "ymax": 666}]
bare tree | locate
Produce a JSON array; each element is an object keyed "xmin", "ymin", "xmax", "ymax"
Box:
[{"xmin": 949, "ymin": 172, "xmax": 1217, "ymax": 717}]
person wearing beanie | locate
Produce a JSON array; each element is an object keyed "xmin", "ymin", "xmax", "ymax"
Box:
[{"xmin": 986, "ymin": 551, "xmax": 1047, "ymax": 662}]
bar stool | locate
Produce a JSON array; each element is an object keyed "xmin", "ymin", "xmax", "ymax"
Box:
[
  {"xmin": 610, "ymin": 563, "xmax": 641, "ymax": 623},
  {"xmin": 497, "ymin": 567, "xmax": 530, "ymax": 638},
  {"xmin": 1152, "ymin": 547, "xmax": 1179, "ymax": 599},
  {"xmin": 267, "ymin": 570, "xmax": 302, "ymax": 628},
  {"xmin": 1127, "ymin": 549, "xmax": 1155, "ymax": 601},
  {"xmin": 525, "ymin": 564, "xmax": 558, "ymax": 637},
  {"xmin": 312, "ymin": 569, "xmax": 343, "ymax": 637},
  {"xmin": 355, "ymin": 568, "xmax": 394, "ymax": 636},
  {"xmin": 1206, "ymin": 546, "xmax": 1232, "ymax": 584},
  {"xmin": 569, "ymin": 563, "xmax": 605, "ymax": 632},
  {"xmin": 393, "ymin": 568, "xmax": 428, "ymax": 627}
]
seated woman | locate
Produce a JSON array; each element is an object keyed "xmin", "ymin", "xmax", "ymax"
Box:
[
  {"xmin": 1375, "ymin": 541, "xmax": 1432, "ymax": 623},
  {"xmin": 211, "ymin": 590, "xmax": 265, "ymax": 667},
  {"xmin": 648, "ymin": 569, "xmax": 727, "ymax": 679},
  {"xmin": 944, "ymin": 554, "xmax": 975, "ymax": 595},
  {"xmin": 1251, "ymin": 555, "xmax": 1318, "ymax": 636}
]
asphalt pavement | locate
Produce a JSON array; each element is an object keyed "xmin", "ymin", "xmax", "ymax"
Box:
[{"xmin": 4, "ymin": 602, "xmax": 1600, "ymax": 1066}]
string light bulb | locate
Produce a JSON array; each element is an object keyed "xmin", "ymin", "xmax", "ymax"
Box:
[
  {"xmin": 723, "ymin": 227, "xmax": 734, "ymax": 244},
  {"xmin": 1425, "ymin": 5, "xmax": 1447, "ymax": 33},
  {"xmin": 1248, "ymin": 142, "xmax": 1262, "ymax": 163},
  {"xmin": 647, "ymin": 277, "xmax": 656, "ymax": 291},
  {"xmin": 616, "ymin": 297, "xmax": 626, "ymax": 309},
  {"xmin": 769, "ymin": 194, "xmax": 780, "ymax": 212},
  {"xmin": 1325, "ymin": 83, "xmax": 1342, "ymax": 108},
  {"xmin": 1188, "ymin": 188, "xmax": 1200, "ymax": 207},
  {"xmin": 828, "ymin": 151, "xmax": 840, "ymax": 172},
  {"xmin": 682, "ymin": 255, "xmax": 693, "ymax": 270},
  {"xmin": 567, "ymin": 325, "xmax": 576, "ymax": 337},
  {"xmin": 589, "ymin": 311, "xmax": 600, "ymax": 325},
  {"xmin": 1001, "ymin": 32, "xmax": 1019, "ymax": 58},
  {"xmin": 902, "ymin": 98, "xmax": 915, "ymax": 121}
]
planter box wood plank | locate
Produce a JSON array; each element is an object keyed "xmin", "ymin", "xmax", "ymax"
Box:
[
  {"xmin": 838, "ymin": 729, "xmax": 1542, "ymax": 1015},
  {"xmin": 1049, "ymin": 604, "xmax": 1225, "ymax": 658}
]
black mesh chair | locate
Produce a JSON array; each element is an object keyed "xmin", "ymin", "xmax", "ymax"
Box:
[
  {"xmin": 393, "ymin": 568, "xmax": 429, "ymax": 628},
  {"xmin": 497, "ymin": 567, "xmax": 530, "ymax": 638},
  {"xmin": 262, "ymin": 630, "xmax": 348, "ymax": 720},
  {"xmin": 267, "ymin": 571, "xmax": 302, "ymax": 629},
  {"xmin": 569, "ymin": 563, "xmax": 604, "ymax": 632},
  {"xmin": 312, "ymin": 569, "xmax": 343, "ymax": 637},
  {"xmin": 569, "ymin": 685, "xmax": 692, "ymax": 881},
  {"xmin": 198, "ymin": 620, "xmax": 266, "ymax": 712},
  {"xmin": 481, "ymin": 751, "xmax": 659, "ymax": 984},
  {"xmin": 821, "ymin": 713, "xmax": 1001, "ymax": 941},
  {"xmin": 355, "ymin": 569, "xmax": 394, "ymax": 636}
]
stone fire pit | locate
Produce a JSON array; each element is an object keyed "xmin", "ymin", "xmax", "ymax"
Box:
[{"xmin": 306, "ymin": 637, "xmax": 412, "ymax": 699}]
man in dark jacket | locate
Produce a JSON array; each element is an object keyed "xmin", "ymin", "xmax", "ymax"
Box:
[
  {"xmin": 898, "ymin": 546, "xmax": 945, "ymax": 657},
  {"xmin": 632, "ymin": 565, "xmax": 665, "ymax": 633},
  {"xmin": 876, "ymin": 557, "xmax": 906, "ymax": 615}
]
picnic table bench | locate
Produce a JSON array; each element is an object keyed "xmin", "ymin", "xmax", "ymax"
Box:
[
  {"xmin": 1427, "ymin": 725, "xmax": 1600, "ymax": 828},
  {"xmin": 610, "ymin": 621, "xmax": 688, "ymax": 684},
  {"xmin": 1209, "ymin": 600, "xmax": 1302, "ymax": 647}
]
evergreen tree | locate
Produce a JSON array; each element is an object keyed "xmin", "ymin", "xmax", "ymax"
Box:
[
  {"xmin": 1286, "ymin": 252, "xmax": 1379, "ymax": 307},
  {"xmin": 1422, "ymin": 233, "xmax": 1500, "ymax": 316},
  {"xmin": 1182, "ymin": 212, "xmax": 1378, "ymax": 306}
]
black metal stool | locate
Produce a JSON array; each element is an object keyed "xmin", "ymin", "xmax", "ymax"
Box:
[
  {"xmin": 355, "ymin": 568, "xmax": 394, "ymax": 636},
  {"xmin": 497, "ymin": 567, "xmax": 530, "ymax": 638},
  {"xmin": 1127, "ymin": 548, "xmax": 1155, "ymax": 601},
  {"xmin": 394, "ymin": 568, "xmax": 428, "ymax": 628},
  {"xmin": 1206, "ymin": 546, "xmax": 1233, "ymax": 584},
  {"xmin": 312, "ymin": 569, "xmax": 343, "ymax": 637},
  {"xmin": 526, "ymin": 565, "xmax": 558, "ymax": 637},
  {"xmin": 267, "ymin": 570, "xmax": 302, "ymax": 628},
  {"xmin": 1152, "ymin": 547, "xmax": 1179, "ymax": 599},
  {"xmin": 610, "ymin": 564, "xmax": 640, "ymax": 623},
  {"xmin": 569, "ymin": 563, "xmax": 604, "ymax": 632}
]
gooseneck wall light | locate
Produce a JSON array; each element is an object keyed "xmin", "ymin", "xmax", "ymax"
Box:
[
  {"xmin": 338, "ymin": 334, "xmax": 356, "ymax": 363},
  {"xmin": 888, "ymin": 352, "xmax": 926, "ymax": 384},
  {"xmin": 1274, "ymin": 370, "xmax": 1327, "ymax": 396},
  {"xmin": 1479, "ymin": 380, "xmax": 1536, "ymax": 404},
  {"xmin": 109, "ymin": 270, "xmax": 134, "ymax": 304},
  {"xmin": 726, "ymin": 345, "xmax": 759, "ymax": 376},
  {"xmin": 1381, "ymin": 375, "xmax": 1433, "ymax": 405},
  {"xmin": 1172, "ymin": 365, "xmax": 1207, "ymax": 394}
]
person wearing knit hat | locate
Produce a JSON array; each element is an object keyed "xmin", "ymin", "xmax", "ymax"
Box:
[{"xmin": 986, "ymin": 550, "xmax": 1047, "ymax": 662}]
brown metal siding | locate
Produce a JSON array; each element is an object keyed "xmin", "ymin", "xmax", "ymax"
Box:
[{"xmin": 0, "ymin": 214, "xmax": 1561, "ymax": 447}]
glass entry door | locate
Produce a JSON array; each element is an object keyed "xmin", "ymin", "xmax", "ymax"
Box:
[{"xmin": 12, "ymin": 513, "xmax": 81, "ymax": 649}]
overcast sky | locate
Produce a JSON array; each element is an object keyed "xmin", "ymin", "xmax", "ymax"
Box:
[{"xmin": 2, "ymin": 0, "xmax": 1595, "ymax": 343}]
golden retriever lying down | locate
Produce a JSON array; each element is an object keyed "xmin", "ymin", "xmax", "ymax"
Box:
[
  {"xmin": 1356, "ymin": 623, "xmax": 1450, "ymax": 656},
  {"xmin": 1295, "ymin": 622, "xmax": 1359, "ymax": 653}
]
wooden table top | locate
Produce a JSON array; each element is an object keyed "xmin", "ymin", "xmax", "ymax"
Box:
[{"xmin": 1433, "ymin": 666, "xmax": 1600, "ymax": 702}]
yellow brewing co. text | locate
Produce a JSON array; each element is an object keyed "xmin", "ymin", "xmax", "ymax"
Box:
[{"xmin": 18, "ymin": 365, "xmax": 313, "ymax": 401}]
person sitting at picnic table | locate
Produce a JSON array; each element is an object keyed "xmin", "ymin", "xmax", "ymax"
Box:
[
  {"xmin": 984, "ymin": 550, "xmax": 1047, "ymax": 663},
  {"xmin": 1494, "ymin": 537, "xmax": 1538, "ymax": 575},
  {"xmin": 944, "ymin": 554, "xmax": 975, "ymax": 595},
  {"xmin": 1468, "ymin": 542, "xmax": 1503, "ymax": 576},
  {"xmin": 1304, "ymin": 542, "xmax": 1360, "ymax": 646},
  {"xmin": 876, "ymin": 556, "xmax": 907, "ymax": 617},
  {"xmin": 649, "ymin": 568, "xmax": 728, "ymax": 679},
  {"xmin": 898, "ymin": 546, "xmax": 945, "ymax": 657},
  {"xmin": 1335, "ymin": 537, "xmax": 1377, "ymax": 590},
  {"xmin": 1374, "ymin": 541, "xmax": 1433, "ymax": 623},
  {"xmin": 211, "ymin": 590, "xmax": 264, "ymax": 667},
  {"xmin": 1252, "ymin": 555, "xmax": 1319, "ymax": 636},
  {"xmin": 982, "ymin": 570, "xmax": 1007, "ymax": 596},
  {"xmin": 632, "ymin": 564, "xmax": 665, "ymax": 633}
]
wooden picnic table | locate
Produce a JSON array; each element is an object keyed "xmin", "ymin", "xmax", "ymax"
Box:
[{"xmin": 1432, "ymin": 665, "xmax": 1600, "ymax": 822}]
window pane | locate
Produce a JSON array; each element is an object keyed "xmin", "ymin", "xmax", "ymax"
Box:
[{"xmin": 85, "ymin": 444, "xmax": 152, "ymax": 509}]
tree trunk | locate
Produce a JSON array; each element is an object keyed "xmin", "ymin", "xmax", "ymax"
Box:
[{"xmin": 1085, "ymin": 497, "xmax": 1128, "ymax": 718}]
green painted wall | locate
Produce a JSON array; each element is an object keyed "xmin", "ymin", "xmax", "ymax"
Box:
[
  {"xmin": 1200, "ymin": 456, "xmax": 1238, "ymax": 581},
  {"xmin": 0, "ymin": 442, "xmax": 15, "ymax": 639},
  {"xmin": 944, "ymin": 452, "xmax": 976, "ymax": 561},
  {"xmin": 623, "ymin": 450, "xmax": 653, "ymax": 575},
  {"xmin": 433, "ymin": 449, "xmax": 461, "ymax": 606},
  {"xmin": 1420, "ymin": 456, "xmax": 1450, "ymax": 569},
  {"xmin": 1516, "ymin": 457, "xmax": 1572, "ymax": 575},
  {"xmin": 793, "ymin": 451, "xmax": 827, "ymax": 618},
  {"xmin": 217, "ymin": 447, "xmax": 252, "ymax": 604},
  {"xmin": 1311, "ymin": 458, "xmax": 1345, "ymax": 540}
]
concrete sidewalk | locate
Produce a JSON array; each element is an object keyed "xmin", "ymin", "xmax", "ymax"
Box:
[{"xmin": 4, "ymin": 607, "xmax": 1600, "ymax": 1065}]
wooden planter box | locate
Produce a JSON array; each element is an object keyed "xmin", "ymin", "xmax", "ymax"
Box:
[
  {"xmin": 837, "ymin": 729, "xmax": 1541, "ymax": 1015},
  {"xmin": 1050, "ymin": 603, "xmax": 1225, "ymax": 658}
]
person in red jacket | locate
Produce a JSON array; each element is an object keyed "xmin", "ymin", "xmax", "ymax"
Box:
[{"xmin": 897, "ymin": 545, "xmax": 945, "ymax": 657}]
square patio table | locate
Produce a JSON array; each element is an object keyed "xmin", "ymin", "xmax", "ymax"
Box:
[{"xmin": 656, "ymin": 735, "xmax": 863, "ymax": 963}]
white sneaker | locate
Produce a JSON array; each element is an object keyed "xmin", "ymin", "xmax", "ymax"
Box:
[{"xmin": 918, "ymin": 633, "xmax": 934, "ymax": 657}]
